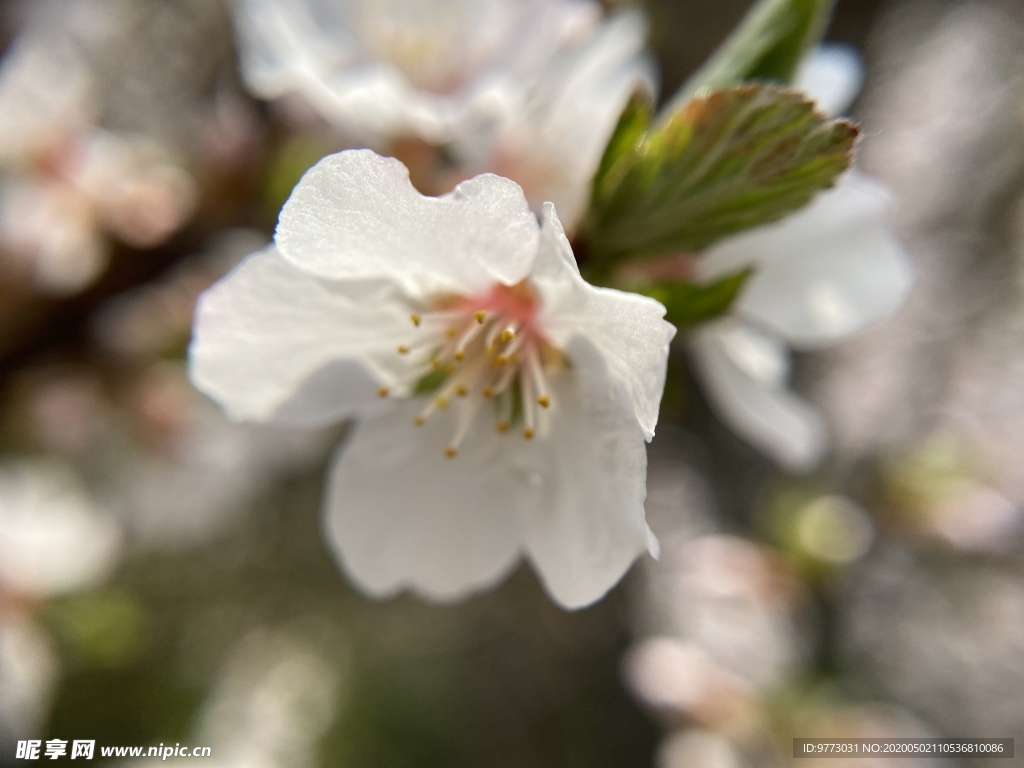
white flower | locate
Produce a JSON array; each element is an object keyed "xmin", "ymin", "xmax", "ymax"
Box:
[
  {"xmin": 233, "ymin": 0, "xmax": 599, "ymax": 145},
  {"xmin": 461, "ymin": 10, "xmax": 653, "ymax": 231},
  {"xmin": 189, "ymin": 149, "xmax": 675, "ymax": 609},
  {"xmin": 687, "ymin": 46, "xmax": 913, "ymax": 470}
]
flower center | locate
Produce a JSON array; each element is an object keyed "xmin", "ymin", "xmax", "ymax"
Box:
[
  {"xmin": 352, "ymin": 5, "xmax": 478, "ymax": 94},
  {"xmin": 382, "ymin": 281, "xmax": 566, "ymax": 458}
]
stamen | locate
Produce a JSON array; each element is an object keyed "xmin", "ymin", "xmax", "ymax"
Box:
[
  {"xmin": 495, "ymin": 387, "xmax": 514, "ymax": 434},
  {"xmin": 497, "ymin": 330, "xmax": 526, "ymax": 365},
  {"xmin": 453, "ymin": 318, "xmax": 486, "ymax": 361},
  {"xmin": 490, "ymin": 361, "xmax": 518, "ymax": 396},
  {"xmin": 521, "ymin": 369, "xmax": 537, "ymax": 440},
  {"xmin": 526, "ymin": 346, "xmax": 551, "ymax": 410},
  {"xmin": 447, "ymin": 391, "xmax": 484, "ymax": 453},
  {"xmin": 485, "ymin": 323, "xmax": 504, "ymax": 352},
  {"xmin": 377, "ymin": 386, "xmax": 390, "ymax": 398},
  {"xmin": 397, "ymin": 285, "xmax": 560, "ymax": 450},
  {"xmin": 413, "ymin": 392, "xmax": 446, "ymax": 425}
]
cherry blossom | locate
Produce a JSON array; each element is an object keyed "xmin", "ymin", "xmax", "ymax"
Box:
[{"xmin": 190, "ymin": 150, "xmax": 675, "ymax": 608}]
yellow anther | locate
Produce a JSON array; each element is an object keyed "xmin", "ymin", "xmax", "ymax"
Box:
[
  {"xmin": 444, "ymin": 363, "xmax": 456, "ymax": 374},
  {"xmin": 397, "ymin": 345, "xmax": 410, "ymax": 355},
  {"xmin": 430, "ymin": 358, "xmax": 443, "ymax": 370},
  {"xmin": 537, "ymin": 395, "xmax": 550, "ymax": 409},
  {"xmin": 413, "ymin": 415, "xmax": 426, "ymax": 426},
  {"xmin": 446, "ymin": 327, "xmax": 459, "ymax": 339},
  {"xmin": 496, "ymin": 354, "xmax": 510, "ymax": 366},
  {"xmin": 500, "ymin": 328, "xmax": 516, "ymax": 342},
  {"xmin": 444, "ymin": 446, "xmax": 458, "ymax": 459},
  {"xmin": 523, "ymin": 427, "xmax": 535, "ymax": 440},
  {"xmin": 456, "ymin": 385, "xmax": 469, "ymax": 397},
  {"xmin": 496, "ymin": 421, "xmax": 510, "ymax": 433},
  {"xmin": 453, "ymin": 351, "xmax": 465, "ymax": 362},
  {"xmin": 377, "ymin": 386, "xmax": 390, "ymax": 398},
  {"xmin": 410, "ymin": 313, "xmax": 422, "ymax": 327},
  {"xmin": 481, "ymin": 386, "xmax": 494, "ymax": 398},
  {"xmin": 474, "ymin": 310, "xmax": 487, "ymax": 324},
  {"xmin": 434, "ymin": 396, "xmax": 449, "ymax": 410}
]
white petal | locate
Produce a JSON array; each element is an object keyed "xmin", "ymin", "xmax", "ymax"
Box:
[
  {"xmin": 276, "ymin": 150, "xmax": 539, "ymax": 296},
  {"xmin": 233, "ymin": 0, "xmax": 600, "ymax": 144},
  {"xmin": 488, "ymin": 10, "xmax": 653, "ymax": 229},
  {"xmin": 699, "ymin": 171, "xmax": 913, "ymax": 349},
  {"xmin": 189, "ymin": 246, "xmax": 412, "ymax": 425},
  {"xmin": 323, "ymin": 369, "xmax": 656, "ymax": 609},
  {"xmin": 689, "ymin": 321, "xmax": 826, "ymax": 470},
  {"xmin": 233, "ymin": 0, "xmax": 354, "ymax": 103},
  {"xmin": 311, "ymin": 67, "xmax": 453, "ymax": 145},
  {"xmin": 322, "ymin": 400, "xmax": 526, "ymax": 603},
  {"xmin": 521, "ymin": 374, "xmax": 655, "ymax": 609},
  {"xmin": 795, "ymin": 43, "xmax": 864, "ymax": 117},
  {"xmin": 532, "ymin": 204, "xmax": 675, "ymax": 439}
]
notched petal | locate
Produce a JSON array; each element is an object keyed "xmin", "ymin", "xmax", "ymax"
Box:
[{"xmin": 276, "ymin": 149, "xmax": 539, "ymax": 297}]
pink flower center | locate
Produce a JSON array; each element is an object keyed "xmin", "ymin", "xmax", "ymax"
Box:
[{"xmin": 382, "ymin": 281, "xmax": 566, "ymax": 457}]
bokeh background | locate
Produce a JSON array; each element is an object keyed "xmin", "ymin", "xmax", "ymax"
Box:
[{"xmin": 1, "ymin": 0, "xmax": 1022, "ymax": 766}]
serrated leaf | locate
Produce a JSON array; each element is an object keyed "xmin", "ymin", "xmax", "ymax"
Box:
[
  {"xmin": 636, "ymin": 268, "xmax": 754, "ymax": 330},
  {"xmin": 667, "ymin": 0, "xmax": 837, "ymax": 112},
  {"xmin": 583, "ymin": 83, "xmax": 857, "ymax": 260}
]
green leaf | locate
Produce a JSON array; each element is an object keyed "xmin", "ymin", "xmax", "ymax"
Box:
[
  {"xmin": 668, "ymin": 0, "xmax": 837, "ymax": 111},
  {"xmin": 591, "ymin": 93, "xmax": 653, "ymax": 210},
  {"xmin": 635, "ymin": 268, "xmax": 754, "ymax": 330},
  {"xmin": 583, "ymin": 83, "xmax": 857, "ymax": 261}
]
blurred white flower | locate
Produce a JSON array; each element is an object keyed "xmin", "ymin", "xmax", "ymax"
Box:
[
  {"xmin": 688, "ymin": 47, "xmax": 913, "ymax": 470},
  {"xmin": 0, "ymin": 616, "xmax": 59, "ymax": 749},
  {"xmin": 190, "ymin": 149, "xmax": 674, "ymax": 609},
  {"xmin": 0, "ymin": 459, "xmax": 121, "ymax": 746},
  {"xmin": 0, "ymin": 24, "xmax": 197, "ymax": 294},
  {"xmin": 193, "ymin": 629, "xmax": 339, "ymax": 768},
  {"xmin": 449, "ymin": 9, "xmax": 652, "ymax": 232},
  {"xmin": 234, "ymin": 0, "xmax": 600, "ymax": 146},
  {"xmin": 622, "ymin": 637, "xmax": 757, "ymax": 732},
  {"xmin": 0, "ymin": 131, "xmax": 197, "ymax": 294},
  {"xmin": 0, "ymin": 460, "xmax": 121, "ymax": 600}
]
